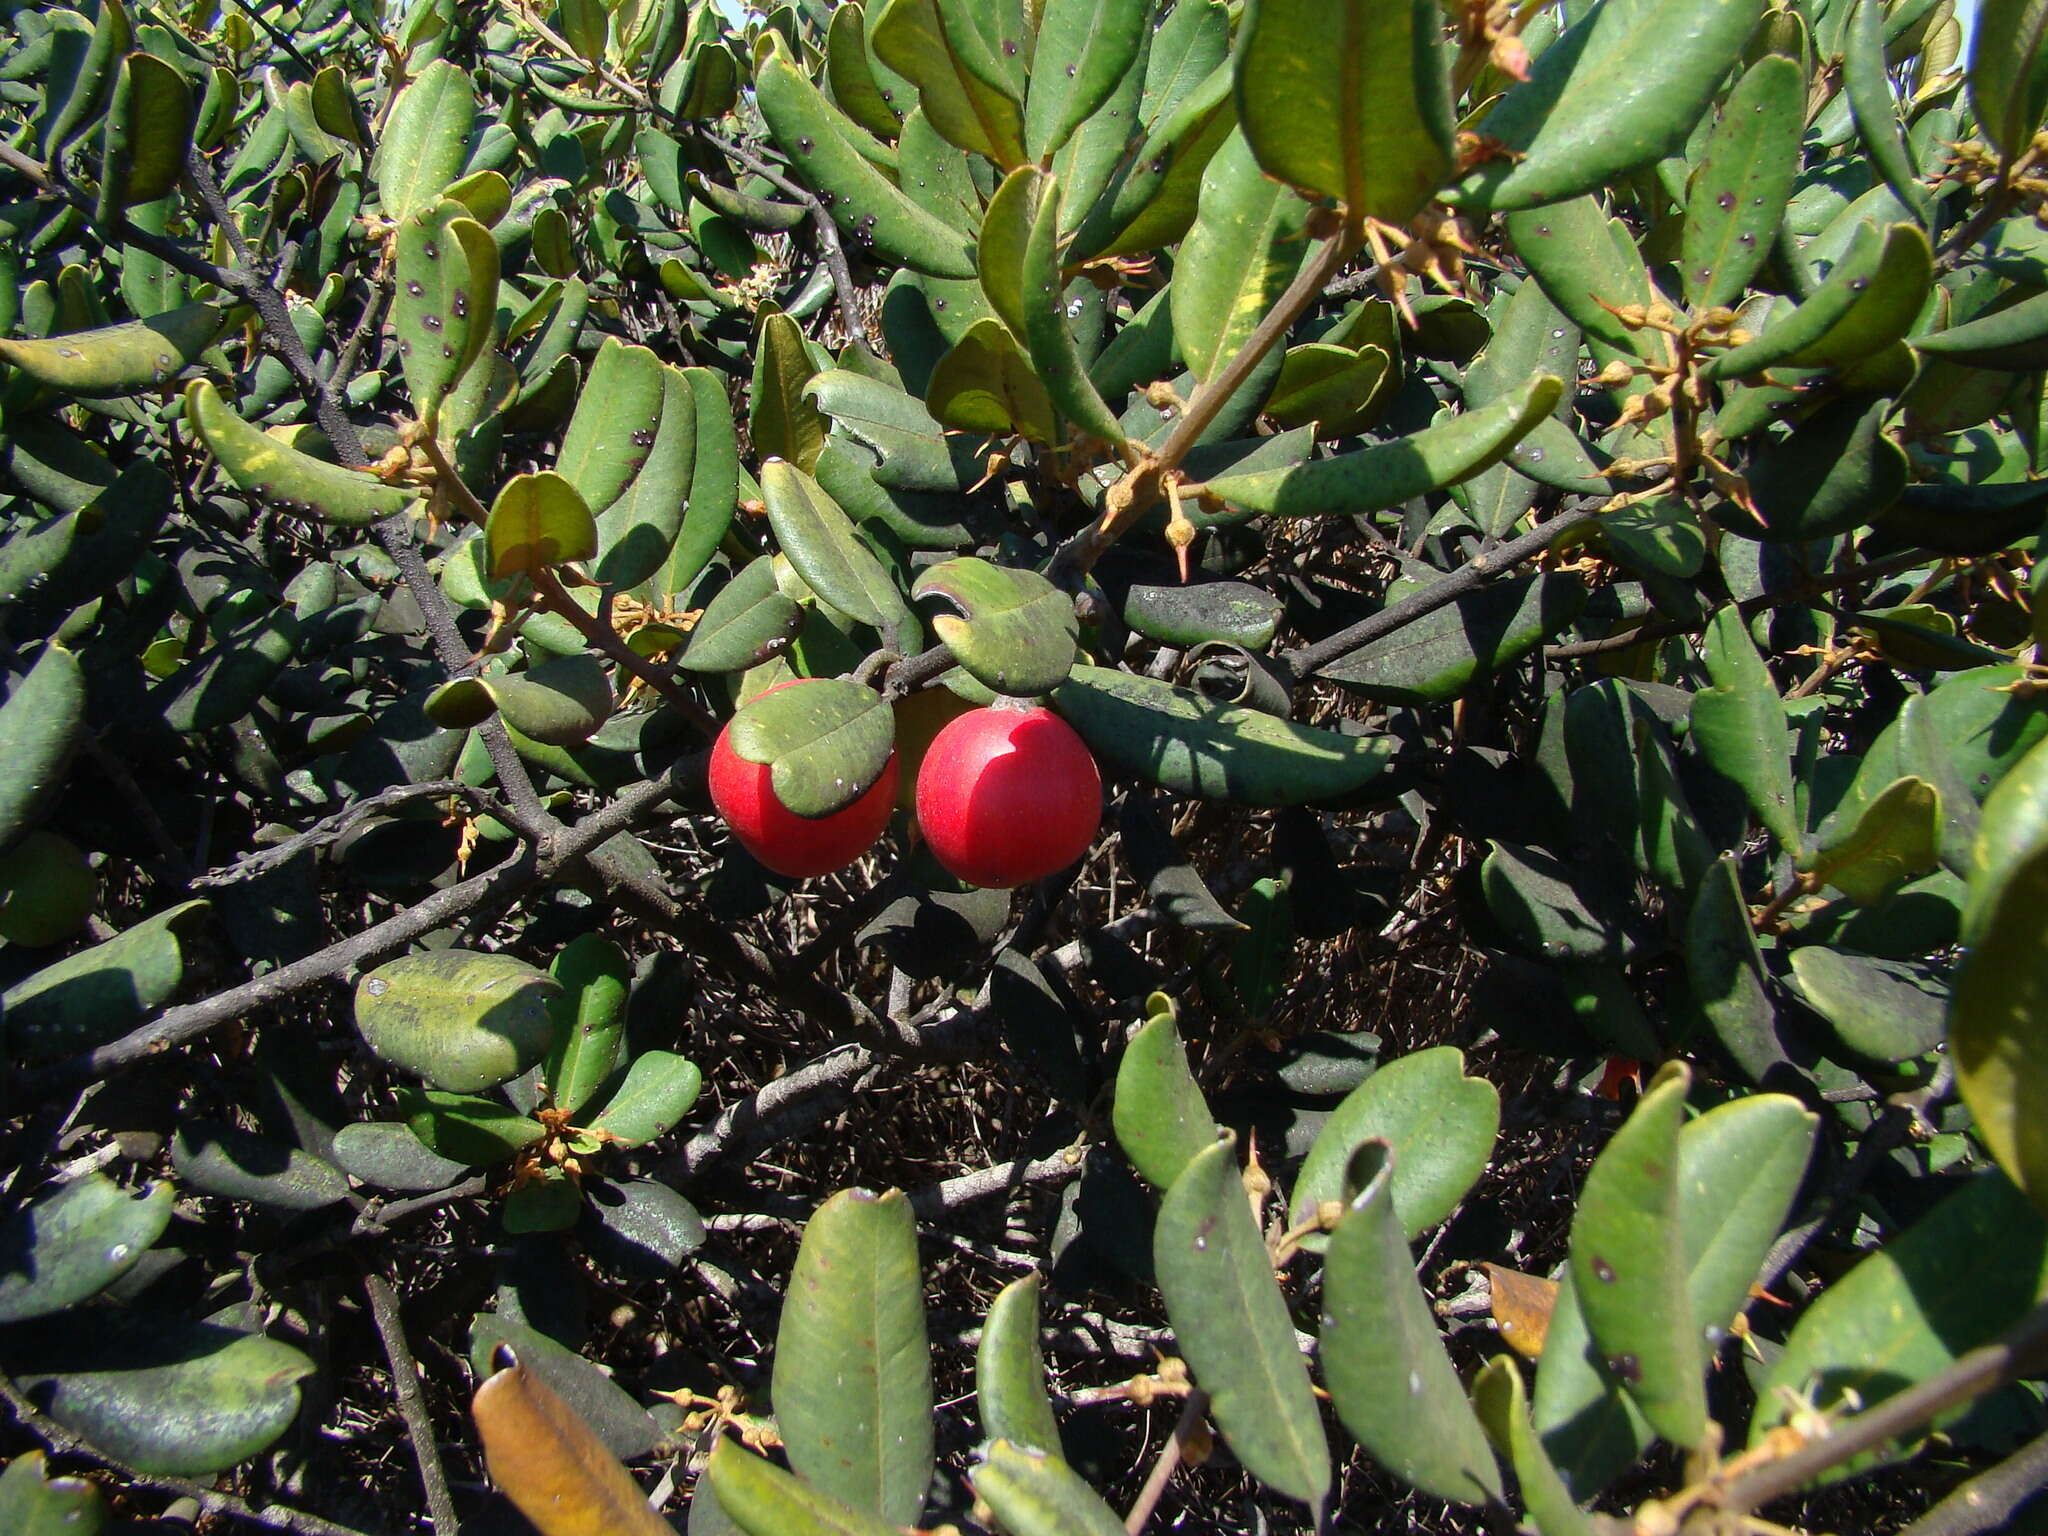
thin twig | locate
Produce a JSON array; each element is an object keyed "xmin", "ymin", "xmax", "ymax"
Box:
[
  {"xmin": 1712, "ymin": 1297, "xmax": 2048, "ymax": 1513},
  {"xmin": 1284, "ymin": 506, "xmax": 1600, "ymax": 679},
  {"xmin": 362, "ymin": 1271, "xmax": 461, "ymax": 1535},
  {"xmin": 190, "ymin": 781, "xmax": 514, "ymax": 888},
  {"xmin": 1896, "ymin": 1425, "xmax": 2048, "ymax": 1536},
  {"xmin": 1124, "ymin": 1390, "xmax": 1210, "ymax": 1534}
]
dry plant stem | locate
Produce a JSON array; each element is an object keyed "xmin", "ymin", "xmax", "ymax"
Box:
[
  {"xmin": 1896, "ymin": 1425, "xmax": 2048, "ymax": 1536},
  {"xmin": 0, "ymin": 1370, "xmax": 376, "ymax": 1536},
  {"xmin": 1937, "ymin": 144, "xmax": 2045, "ymax": 272},
  {"xmin": 1284, "ymin": 506, "xmax": 1600, "ymax": 678},
  {"xmin": 362, "ymin": 1271, "xmax": 461, "ymax": 1536},
  {"xmin": 1124, "ymin": 1388, "xmax": 1210, "ymax": 1534},
  {"xmin": 190, "ymin": 781, "xmax": 515, "ymax": 888},
  {"xmin": 527, "ymin": 568, "xmax": 720, "ymax": 735},
  {"xmin": 0, "ymin": 141, "xmax": 249, "ymax": 296},
  {"xmin": 1544, "ymin": 546, "xmax": 1940, "ymax": 662},
  {"xmin": 13, "ymin": 753, "xmax": 700, "ymax": 1097},
  {"xmin": 1713, "ymin": 1297, "xmax": 2048, "ymax": 1513},
  {"xmin": 1052, "ymin": 229, "xmax": 1358, "ymax": 582},
  {"xmin": 177, "ymin": 148, "xmax": 556, "ymax": 837}
]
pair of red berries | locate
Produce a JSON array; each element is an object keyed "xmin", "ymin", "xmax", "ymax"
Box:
[{"xmin": 708, "ymin": 689, "xmax": 1103, "ymax": 888}]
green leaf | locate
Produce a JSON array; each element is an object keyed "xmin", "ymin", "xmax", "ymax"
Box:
[
  {"xmin": 1690, "ymin": 604, "xmax": 1801, "ymax": 854},
  {"xmin": 355, "ymin": 949, "xmax": 560, "ymax": 1094},
  {"xmin": 1112, "ymin": 1004, "xmax": 1218, "ymax": 1190},
  {"xmin": 1234, "ymin": 0, "xmax": 1452, "ymax": 227},
  {"xmin": 1289, "ymin": 1046, "xmax": 1498, "ymax": 1250},
  {"xmin": 1016, "ymin": 171, "xmax": 1128, "ymax": 444},
  {"xmin": 1720, "ymin": 395, "xmax": 1909, "ymax": 543},
  {"xmin": 1567, "ymin": 1061, "xmax": 1704, "ymax": 1450},
  {"xmin": 3, "ymin": 899, "xmax": 208, "ymax": 1063},
  {"xmin": 1910, "ymin": 286, "xmax": 2048, "ymax": 370},
  {"xmin": 1471, "ymin": 1358, "xmax": 1594, "ymax": 1536},
  {"xmin": 39, "ymin": 0, "xmax": 129, "ymax": 160},
  {"xmin": 1172, "ymin": 127, "xmax": 1311, "ymax": 389},
  {"xmin": 1803, "ymin": 775, "xmax": 1940, "ymax": 905},
  {"xmin": 486, "ymin": 472, "xmax": 598, "ymax": 581},
  {"xmin": 1202, "ymin": 375, "xmax": 1564, "ymax": 515},
  {"xmin": 471, "ymin": 1356, "xmax": 680, "ymax": 1536},
  {"xmin": 754, "ymin": 36, "xmax": 978, "ymax": 278},
  {"xmin": 1155, "ymin": 1134, "xmax": 1330, "ymax": 1510},
  {"xmin": 0, "ymin": 642, "xmax": 84, "ymax": 850},
  {"xmin": 1024, "ymin": 0, "xmax": 1148, "ymax": 161},
  {"xmin": 0, "ymin": 1452, "xmax": 104, "ymax": 1536},
  {"xmin": 99, "ymin": 51, "xmax": 194, "ymax": 214},
  {"xmin": 761, "ymin": 460, "xmax": 914, "ymax": 640},
  {"xmin": 977, "ymin": 1275, "xmax": 1061, "ymax": 1452},
  {"xmin": 926, "ymin": 319, "xmax": 1060, "ymax": 444},
  {"xmin": 806, "ymin": 369, "xmax": 976, "ymax": 492},
  {"xmin": 680, "ymin": 556, "xmax": 805, "ymax": 673},
  {"xmin": 1535, "ymin": 1093, "xmax": 1814, "ymax": 1496},
  {"xmin": 1788, "ymin": 946, "xmax": 1947, "ymax": 1063},
  {"xmin": 1052, "ymin": 665, "xmax": 1401, "ymax": 805},
  {"xmin": 330, "ymin": 1121, "xmax": 471, "ymax": 1192},
  {"xmin": 15, "ymin": 1319, "xmax": 313, "ymax": 1477},
  {"xmin": 913, "ymin": 556, "xmax": 1078, "ymax": 696},
  {"xmin": 706, "ymin": 1439, "xmax": 906, "ymax": 1536},
  {"xmin": 1953, "ymin": 734, "xmax": 2048, "ymax": 1210},
  {"xmin": 1968, "ymin": 0, "xmax": 2048, "ymax": 159},
  {"xmin": 936, "ymin": 0, "xmax": 1031, "ymax": 102},
  {"xmin": 372, "ymin": 58, "xmax": 476, "ymax": 223},
  {"xmin": 1753, "ymin": 1170, "xmax": 2048, "ymax": 1473},
  {"xmin": 1263, "ymin": 343, "xmax": 1394, "ymax": 434},
  {"xmin": 1068, "ymin": 59, "xmax": 1235, "ymax": 263},
  {"xmin": 1316, "ymin": 573, "xmax": 1585, "ymax": 705},
  {"xmin": 503, "ymin": 1170, "xmax": 583, "ymax": 1234},
  {"xmin": 589, "ymin": 1050, "xmax": 702, "ymax": 1147},
  {"xmin": 393, "ymin": 200, "xmax": 498, "ymax": 429},
  {"xmin": 1705, "ymin": 223, "xmax": 1932, "ymax": 379},
  {"xmin": 484, "ymin": 654, "xmax": 614, "ymax": 747},
  {"xmin": 970, "ymin": 1440, "xmax": 1128, "ymax": 1536},
  {"xmin": 170, "ymin": 1120, "xmax": 350, "ymax": 1211},
  {"xmin": 1681, "ymin": 55, "xmax": 1804, "ymax": 310},
  {"xmin": 661, "ymin": 366, "xmax": 742, "ymax": 600},
  {"xmin": 1453, "ymin": 0, "xmax": 1764, "ymax": 213},
  {"xmin": 542, "ymin": 934, "xmax": 631, "ymax": 1117},
  {"xmin": 1321, "ymin": 1142, "xmax": 1503, "ymax": 1507},
  {"xmin": 752, "ymin": 313, "xmax": 830, "ymax": 475},
  {"xmin": 728, "ymin": 676, "xmax": 896, "ymax": 818},
  {"xmin": 0, "ymin": 301, "xmax": 231, "ymax": 398},
  {"xmin": 1125, "ymin": 579, "xmax": 1284, "ymax": 651},
  {"xmin": 825, "ymin": 3, "xmax": 904, "ymax": 141},
  {"xmin": 468, "ymin": 1314, "xmax": 663, "ymax": 1460},
  {"xmin": 559, "ymin": 338, "xmax": 671, "ymax": 517},
  {"xmin": 873, "ymin": 0, "xmax": 1027, "ymax": 167},
  {"xmin": 1844, "ymin": 0, "xmax": 1934, "ymax": 223},
  {"xmin": 1686, "ymin": 854, "xmax": 1792, "ymax": 1085},
  {"xmin": 584, "ymin": 1178, "xmax": 707, "ymax": 1274},
  {"xmin": 1505, "ymin": 198, "xmax": 1657, "ymax": 360},
  {"xmin": 0, "ymin": 1173, "xmax": 172, "ymax": 1324},
  {"xmin": 774, "ymin": 1188, "xmax": 934, "ymax": 1525},
  {"xmin": 401, "ymin": 1088, "xmax": 547, "ymax": 1166}
]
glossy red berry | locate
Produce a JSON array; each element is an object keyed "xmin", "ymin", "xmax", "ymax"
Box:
[
  {"xmin": 914, "ymin": 704, "xmax": 1102, "ymax": 889},
  {"xmin": 709, "ymin": 687, "xmax": 899, "ymax": 879}
]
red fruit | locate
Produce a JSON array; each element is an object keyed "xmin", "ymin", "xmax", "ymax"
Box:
[
  {"xmin": 709, "ymin": 686, "xmax": 899, "ymax": 879},
  {"xmin": 915, "ymin": 704, "xmax": 1102, "ymax": 889}
]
